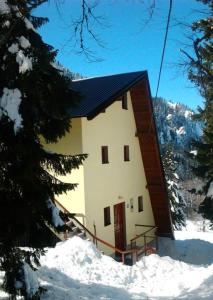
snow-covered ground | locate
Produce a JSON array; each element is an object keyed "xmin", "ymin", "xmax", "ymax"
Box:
[{"xmin": 0, "ymin": 221, "xmax": 213, "ymax": 300}]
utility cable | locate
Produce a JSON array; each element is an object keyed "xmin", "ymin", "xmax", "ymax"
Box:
[
  {"xmin": 155, "ymin": 0, "xmax": 173, "ymax": 100},
  {"xmin": 149, "ymin": 0, "xmax": 173, "ymax": 133}
]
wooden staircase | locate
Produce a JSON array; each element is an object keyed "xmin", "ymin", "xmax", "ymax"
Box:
[
  {"xmin": 54, "ymin": 199, "xmax": 158, "ymax": 265},
  {"xmin": 65, "ymin": 219, "xmax": 87, "ymax": 240}
]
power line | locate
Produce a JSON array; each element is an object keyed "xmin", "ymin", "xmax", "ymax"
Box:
[{"xmin": 155, "ymin": 0, "xmax": 173, "ymax": 100}]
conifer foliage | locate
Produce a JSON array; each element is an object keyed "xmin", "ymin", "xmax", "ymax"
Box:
[
  {"xmin": 0, "ymin": 0, "xmax": 86, "ymax": 298},
  {"xmin": 183, "ymin": 0, "xmax": 213, "ymax": 223},
  {"xmin": 162, "ymin": 146, "xmax": 186, "ymax": 230}
]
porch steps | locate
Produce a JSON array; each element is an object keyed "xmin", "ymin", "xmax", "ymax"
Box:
[{"xmin": 64, "ymin": 220, "xmax": 87, "ymax": 241}]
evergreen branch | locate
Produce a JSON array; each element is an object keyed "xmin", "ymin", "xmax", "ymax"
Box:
[{"xmin": 42, "ymin": 150, "xmax": 87, "ymax": 175}]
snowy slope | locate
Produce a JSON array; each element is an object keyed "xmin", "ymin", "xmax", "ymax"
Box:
[
  {"xmin": 153, "ymin": 98, "xmax": 202, "ymax": 151},
  {"xmin": 153, "ymin": 98, "xmax": 202, "ymax": 180}
]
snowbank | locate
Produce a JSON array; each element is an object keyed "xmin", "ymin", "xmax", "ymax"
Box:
[
  {"xmin": 37, "ymin": 234, "xmax": 213, "ymax": 300},
  {"xmin": 1, "ymin": 230, "xmax": 213, "ymax": 300}
]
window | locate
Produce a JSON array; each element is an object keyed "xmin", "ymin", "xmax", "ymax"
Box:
[
  {"xmin": 104, "ymin": 206, "xmax": 111, "ymax": 226},
  {"xmin": 138, "ymin": 196, "xmax": 143, "ymax": 212},
  {"xmin": 124, "ymin": 145, "xmax": 130, "ymax": 161},
  {"xmin": 101, "ymin": 146, "xmax": 109, "ymax": 164},
  {"xmin": 122, "ymin": 93, "xmax": 128, "ymax": 109}
]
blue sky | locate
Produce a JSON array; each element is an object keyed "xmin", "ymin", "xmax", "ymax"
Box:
[{"xmin": 35, "ymin": 0, "xmax": 207, "ymax": 110}]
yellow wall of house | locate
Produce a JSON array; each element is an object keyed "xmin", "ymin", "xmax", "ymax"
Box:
[
  {"xmin": 43, "ymin": 118, "xmax": 86, "ymax": 215},
  {"xmin": 81, "ymin": 92, "xmax": 155, "ymax": 255},
  {"xmin": 43, "ymin": 93, "xmax": 155, "ymax": 255}
]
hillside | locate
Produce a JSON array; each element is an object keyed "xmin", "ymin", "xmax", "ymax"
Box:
[{"xmin": 153, "ymin": 97, "xmax": 202, "ymax": 180}]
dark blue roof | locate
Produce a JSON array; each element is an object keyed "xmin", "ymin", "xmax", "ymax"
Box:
[{"xmin": 69, "ymin": 71, "xmax": 147, "ymax": 118}]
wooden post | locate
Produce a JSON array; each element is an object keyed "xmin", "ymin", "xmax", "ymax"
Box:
[
  {"xmin": 122, "ymin": 252, "xmax": 125, "ymax": 264},
  {"xmin": 144, "ymin": 235, "xmax": 147, "ymax": 255},
  {"xmin": 156, "ymin": 235, "xmax": 159, "ymax": 251},
  {"xmin": 132, "ymin": 250, "xmax": 137, "ymax": 264},
  {"xmin": 93, "ymin": 222, "xmax": 97, "ymax": 246}
]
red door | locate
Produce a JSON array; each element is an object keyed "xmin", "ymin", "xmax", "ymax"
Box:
[{"xmin": 114, "ymin": 202, "xmax": 126, "ymax": 250}]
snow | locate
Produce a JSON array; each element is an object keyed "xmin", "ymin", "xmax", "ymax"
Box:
[
  {"xmin": 19, "ymin": 36, "xmax": 31, "ymax": 49},
  {"xmin": 23, "ymin": 262, "xmax": 39, "ymax": 298},
  {"xmin": 185, "ymin": 216, "xmax": 212, "ymax": 233},
  {"xmin": 8, "ymin": 38, "xmax": 32, "ymax": 74},
  {"xmin": 36, "ymin": 229, "xmax": 213, "ymax": 300},
  {"xmin": 8, "ymin": 43, "xmax": 19, "ymax": 54},
  {"xmin": 166, "ymin": 113, "xmax": 172, "ymax": 120},
  {"xmin": 1, "ymin": 222, "xmax": 213, "ymax": 299},
  {"xmin": 190, "ymin": 150, "xmax": 198, "ymax": 156},
  {"xmin": 24, "ymin": 17, "xmax": 36, "ymax": 31},
  {"xmin": 47, "ymin": 199, "xmax": 64, "ymax": 227},
  {"xmin": 0, "ymin": 87, "xmax": 23, "ymax": 133},
  {"xmin": 14, "ymin": 280, "xmax": 23, "ymax": 289},
  {"xmin": 176, "ymin": 126, "xmax": 186, "ymax": 135},
  {"xmin": 0, "ymin": 0, "xmax": 10, "ymax": 14},
  {"xmin": 16, "ymin": 50, "xmax": 32, "ymax": 73},
  {"xmin": 195, "ymin": 181, "xmax": 206, "ymax": 193},
  {"xmin": 168, "ymin": 101, "xmax": 177, "ymax": 109},
  {"xmin": 3, "ymin": 20, "xmax": 10, "ymax": 27},
  {"xmin": 184, "ymin": 110, "xmax": 193, "ymax": 118},
  {"xmin": 207, "ymin": 181, "xmax": 213, "ymax": 198}
]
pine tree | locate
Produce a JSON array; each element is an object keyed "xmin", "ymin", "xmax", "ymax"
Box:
[
  {"xmin": 162, "ymin": 146, "xmax": 186, "ymax": 230},
  {"xmin": 0, "ymin": 1, "xmax": 86, "ymax": 298},
  {"xmin": 182, "ymin": 0, "xmax": 213, "ymax": 223}
]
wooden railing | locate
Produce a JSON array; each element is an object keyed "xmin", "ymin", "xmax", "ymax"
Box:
[
  {"xmin": 71, "ymin": 215, "xmax": 139, "ymax": 264},
  {"xmin": 54, "ymin": 198, "xmax": 139, "ymax": 264},
  {"xmin": 54, "ymin": 198, "xmax": 86, "ymax": 226},
  {"xmin": 130, "ymin": 224, "xmax": 158, "ymax": 259}
]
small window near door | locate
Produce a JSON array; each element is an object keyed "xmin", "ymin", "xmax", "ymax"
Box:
[
  {"xmin": 124, "ymin": 145, "xmax": 130, "ymax": 161},
  {"xmin": 122, "ymin": 93, "xmax": 128, "ymax": 109},
  {"xmin": 104, "ymin": 206, "xmax": 111, "ymax": 226},
  {"xmin": 101, "ymin": 146, "xmax": 109, "ymax": 164},
  {"xmin": 138, "ymin": 196, "xmax": 143, "ymax": 212}
]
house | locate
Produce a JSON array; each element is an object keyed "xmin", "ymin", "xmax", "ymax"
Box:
[{"xmin": 44, "ymin": 71, "xmax": 174, "ymax": 256}]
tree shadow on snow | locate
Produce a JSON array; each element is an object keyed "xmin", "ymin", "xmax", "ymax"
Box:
[
  {"xmin": 38, "ymin": 266, "xmax": 145, "ymax": 300},
  {"xmin": 158, "ymin": 237, "xmax": 213, "ymax": 266}
]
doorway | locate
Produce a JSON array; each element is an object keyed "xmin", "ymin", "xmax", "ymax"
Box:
[{"xmin": 113, "ymin": 202, "xmax": 126, "ymax": 251}]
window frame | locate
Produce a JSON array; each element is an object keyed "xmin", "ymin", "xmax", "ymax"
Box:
[
  {"xmin": 138, "ymin": 196, "xmax": 143, "ymax": 212},
  {"xmin": 101, "ymin": 146, "xmax": 109, "ymax": 164},
  {"xmin": 124, "ymin": 145, "xmax": 130, "ymax": 161},
  {"xmin": 104, "ymin": 206, "xmax": 111, "ymax": 226},
  {"xmin": 122, "ymin": 93, "xmax": 128, "ymax": 110}
]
